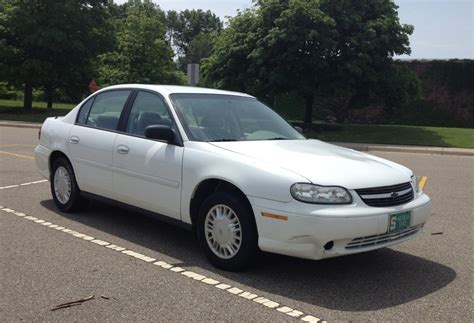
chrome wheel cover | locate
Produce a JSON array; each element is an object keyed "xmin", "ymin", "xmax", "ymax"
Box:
[
  {"xmin": 54, "ymin": 166, "xmax": 72, "ymax": 204},
  {"xmin": 204, "ymin": 204, "xmax": 242, "ymax": 259}
]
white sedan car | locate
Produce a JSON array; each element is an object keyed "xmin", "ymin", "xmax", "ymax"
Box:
[{"xmin": 35, "ymin": 84, "xmax": 431, "ymax": 271}]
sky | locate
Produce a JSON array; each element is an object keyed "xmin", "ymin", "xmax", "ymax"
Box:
[{"xmin": 115, "ymin": 0, "xmax": 474, "ymax": 59}]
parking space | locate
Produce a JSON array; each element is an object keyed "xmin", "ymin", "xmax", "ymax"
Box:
[
  {"xmin": 1, "ymin": 127, "xmax": 472, "ymax": 322},
  {"xmin": 0, "ymin": 127, "xmax": 40, "ymax": 187}
]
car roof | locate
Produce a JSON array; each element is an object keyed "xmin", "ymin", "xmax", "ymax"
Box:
[{"xmin": 100, "ymin": 84, "xmax": 254, "ymax": 98}]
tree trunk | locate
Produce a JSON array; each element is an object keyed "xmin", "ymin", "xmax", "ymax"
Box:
[
  {"xmin": 24, "ymin": 81, "xmax": 33, "ymax": 110},
  {"xmin": 45, "ymin": 84, "xmax": 53, "ymax": 109},
  {"xmin": 303, "ymin": 94, "xmax": 314, "ymax": 124}
]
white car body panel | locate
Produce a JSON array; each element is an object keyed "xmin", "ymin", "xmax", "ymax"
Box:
[
  {"xmin": 113, "ymin": 134, "xmax": 183, "ymax": 219},
  {"xmin": 180, "ymin": 141, "xmax": 309, "ymax": 224},
  {"xmin": 68, "ymin": 125, "xmax": 117, "ymax": 199},
  {"xmin": 35, "ymin": 84, "xmax": 431, "ymax": 261},
  {"xmin": 209, "ymin": 139, "xmax": 412, "ymax": 189}
]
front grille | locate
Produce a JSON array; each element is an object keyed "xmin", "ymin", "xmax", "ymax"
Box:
[
  {"xmin": 355, "ymin": 182, "xmax": 414, "ymax": 207},
  {"xmin": 345, "ymin": 225, "xmax": 422, "ymax": 249}
]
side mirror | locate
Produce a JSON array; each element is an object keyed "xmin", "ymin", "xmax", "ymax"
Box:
[
  {"xmin": 294, "ymin": 126, "xmax": 303, "ymax": 134},
  {"xmin": 144, "ymin": 125, "xmax": 178, "ymax": 145}
]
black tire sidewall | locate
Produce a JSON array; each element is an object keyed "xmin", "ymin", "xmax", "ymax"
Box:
[
  {"xmin": 197, "ymin": 191, "xmax": 258, "ymax": 271},
  {"xmin": 50, "ymin": 157, "xmax": 81, "ymax": 212}
]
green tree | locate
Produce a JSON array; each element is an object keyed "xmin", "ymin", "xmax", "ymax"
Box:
[
  {"xmin": 165, "ymin": 10, "xmax": 179, "ymax": 45},
  {"xmin": 97, "ymin": 0, "xmax": 183, "ymax": 85},
  {"xmin": 186, "ymin": 32, "xmax": 216, "ymax": 65},
  {"xmin": 201, "ymin": 10, "xmax": 259, "ymax": 90},
  {"xmin": 203, "ymin": 0, "xmax": 414, "ymax": 123},
  {"xmin": 0, "ymin": 0, "xmax": 112, "ymax": 109},
  {"xmin": 166, "ymin": 9, "xmax": 222, "ymax": 69}
]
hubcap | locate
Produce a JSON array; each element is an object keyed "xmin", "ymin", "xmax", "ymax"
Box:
[
  {"xmin": 54, "ymin": 166, "xmax": 72, "ymax": 204},
  {"xmin": 204, "ymin": 204, "xmax": 242, "ymax": 259}
]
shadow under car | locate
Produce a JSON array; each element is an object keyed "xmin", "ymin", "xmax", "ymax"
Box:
[{"xmin": 40, "ymin": 199, "xmax": 456, "ymax": 312}]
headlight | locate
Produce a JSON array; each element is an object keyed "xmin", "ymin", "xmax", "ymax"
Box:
[
  {"xmin": 290, "ymin": 183, "xmax": 352, "ymax": 204},
  {"xmin": 411, "ymin": 174, "xmax": 420, "ymax": 193}
]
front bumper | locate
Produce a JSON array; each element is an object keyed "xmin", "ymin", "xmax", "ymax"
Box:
[{"xmin": 249, "ymin": 192, "xmax": 431, "ymax": 260}]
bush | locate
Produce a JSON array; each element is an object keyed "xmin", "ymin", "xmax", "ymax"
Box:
[
  {"xmin": 271, "ymin": 60, "xmax": 474, "ymax": 128},
  {"xmin": 0, "ymin": 82, "xmax": 22, "ymax": 100}
]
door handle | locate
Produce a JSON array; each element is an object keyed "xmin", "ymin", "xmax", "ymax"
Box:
[
  {"xmin": 69, "ymin": 136, "xmax": 80, "ymax": 144},
  {"xmin": 117, "ymin": 145, "xmax": 129, "ymax": 154}
]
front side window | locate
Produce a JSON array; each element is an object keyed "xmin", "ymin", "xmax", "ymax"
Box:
[
  {"xmin": 85, "ymin": 90, "xmax": 131, "ymax": 130},
  {"xmin": 126, "ymin": 91, "xmax": 174, "ymax": 136},
  {"xmin": 170, "ymin": 94, "xmax": 305, "ymax": 142}
]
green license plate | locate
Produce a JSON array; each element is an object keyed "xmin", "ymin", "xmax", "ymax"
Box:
[{"xmin": 388, "ymin": 211, "xmax": 412, "ymax": 233}]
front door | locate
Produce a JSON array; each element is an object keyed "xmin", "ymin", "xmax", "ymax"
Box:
[{"xmin": 112, "ymin": 91, "xmax": 184, "ymax": 219}]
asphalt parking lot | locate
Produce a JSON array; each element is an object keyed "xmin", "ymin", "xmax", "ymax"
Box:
[{"xmin": 1, "ymin": 126, "xmax": 473, "ymax": 322}]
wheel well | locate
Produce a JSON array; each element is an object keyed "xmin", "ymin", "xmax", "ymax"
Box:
[
  {"xmin": 49, "ymin": 151, "xmax": 70, "ymax": 172},
  {"xmin": 190, "ymin": 179, "xmax": 252, "ymax": 229}
]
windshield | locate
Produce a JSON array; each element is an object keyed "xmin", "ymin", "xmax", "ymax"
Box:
[{"xmin": 170, "ymin": 94, "xmax": 305, "ymax": 142}]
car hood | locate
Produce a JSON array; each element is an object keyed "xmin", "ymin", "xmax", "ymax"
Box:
[{"xmin": 209, "ymin": 139, "xmax": 412, "ymax": 189}]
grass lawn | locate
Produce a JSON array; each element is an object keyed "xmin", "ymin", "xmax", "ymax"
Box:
[
  {"xmin": 0, "ymin": 99, "xmax": 74, "ymax": 123},
  {"xmin": 310, "ymin": 124, "xmax": 474, "ymax": 149},
  {"xmin": 1, "ymin": 99, "xmax": 472, "ymax": 148},
  {"xmin": 0, "ymin": 99, "xmax": 75, "ymax": 110}
]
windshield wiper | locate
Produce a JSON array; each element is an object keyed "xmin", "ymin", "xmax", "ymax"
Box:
[
  {"xmin": 267, "ymin": 137, "xmax": 289, "ymax": 140},
  {"xmin": 209, "ymin": 139, "xmax": 238, "ymax": 142}
]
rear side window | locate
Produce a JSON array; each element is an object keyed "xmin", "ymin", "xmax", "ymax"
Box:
[
  {"xmin": 85, "ymin": 90, "xmax": 131, "ymax": 130},
  {"xmin": 76, "ymin": 98, "xmax": 94, "ymax": 125}
]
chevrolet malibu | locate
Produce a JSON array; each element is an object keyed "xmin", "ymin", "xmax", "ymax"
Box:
[{"xmin": 35, "ymin": 84, "xmax": 431, "ymax": 271}]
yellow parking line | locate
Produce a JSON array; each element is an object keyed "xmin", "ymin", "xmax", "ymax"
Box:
[
  {"xmin": 419, "ymin": 176, "xmax": 428, "ymax": 189},
  {"xmin": 0, "ymin": 151, "xmax": 34, "ymax": 160}
]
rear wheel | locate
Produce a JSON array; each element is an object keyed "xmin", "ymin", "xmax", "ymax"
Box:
[
  {"xmin": 50, "ymin": 157, "xmax": 85, "ymax": 212},
  {"xmin": 197, "ymin": 191, "xmax": 258, "ymax": 271}
]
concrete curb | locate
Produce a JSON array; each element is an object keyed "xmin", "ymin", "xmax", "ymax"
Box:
[
  {"xmin": 0, "ymin": 121, "xmax": 472, "ymax": 156},
  {"xmin": 331, "ymin": 142, "xmax": 474, "ymax": 157},
  {"xmin": 0, "ymin": 121, "xmax": 41, "ymax": 129}
]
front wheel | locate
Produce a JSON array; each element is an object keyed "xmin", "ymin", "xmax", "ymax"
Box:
[
  {"xmin": 50, "ymin": 157, "xmax": 85, "ymax": 212},
  {"xmin": 197, "ymin": 191, "xmax": 258, "ymax": 271}
]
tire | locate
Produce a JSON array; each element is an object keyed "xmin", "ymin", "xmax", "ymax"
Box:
[
  {"xmin": 197, "ymin": 191, "xmax": 258, "ymax": 271},
  {"xmin": 50, "ymin": 157, "xmax": 85, "ymax": 212}
]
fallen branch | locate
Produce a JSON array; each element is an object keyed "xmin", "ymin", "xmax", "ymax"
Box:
[{"xmin": 51, "ymin": 295, "xmax": 95, "ymax": 311}]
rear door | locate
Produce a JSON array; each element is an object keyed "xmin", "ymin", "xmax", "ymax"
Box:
[
  {"xmin": 112, "ymin": 90, "xmax": 184, "ymax": 219},
  {"xmin": 68, "ymin": 90, "xmax": 132, "ymax": 198}
]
